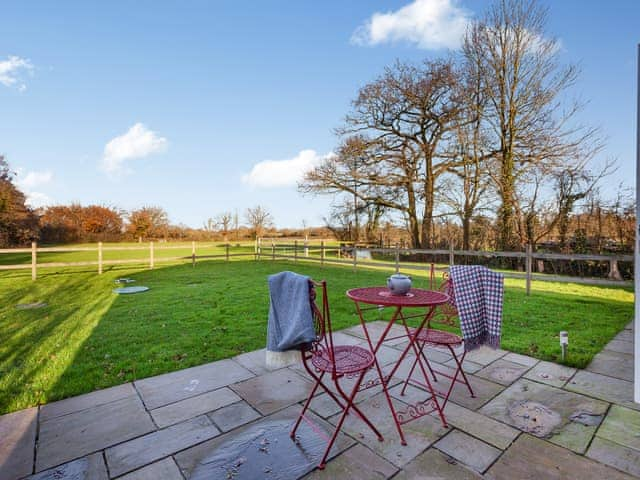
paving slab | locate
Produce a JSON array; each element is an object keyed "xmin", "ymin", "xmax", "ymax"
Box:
[
  {"xmin": 27, "ymin": 453, "xmax": 107, "ymax": 480},
  {"xmin": 443, "ymin": 357, "xmax": 484, "ymax": 374},
  {"xmin": 486, "ymin": 434, "xmax": 634, "ymax": 480},
  {"xmin": 329, "ymin": 392, "xmax": 448, "ymax": 468},
  {"xmin": 232, "ymin": 348, "xmax": 282, "ymax": 375},
  {"xmin": 434, "ymin": 430, "xmax": 502, "ymax": 473},
  {"xmin": 39, "ymin": 383, "xmax": 136, "ymax": 422},
  {"xmin": 596, "ymin": 405, "xmax": 640, "ymax": 452},
  {"xmin": 303, "ymin": 444, "xmax": 398, "ymax": 480},
  {"xmin": 174, "ymin": 405, "xmax": 354, "ymax": 479},
  {"xmin": 341, "ymin": 321, "xmax": 408, "ymax": 346},
  {"xmin": 416, "ymin": 363, "xmax": 505, "ymax": 411},
  {"xmin": 523, "ymin": 361, "xmax": 576, "ymax": 388},
  {"xmin": 614, "ymin": 329, "xmax": 634, "ymax": 343},
  {"xmin": 105, "ymin": 415, "xmax": 220, "ymax": 477},
  {"xmin": 605, "ymin": 339, "xmax": 635, "ymax": 355},
  {"xmin": 464, "ymin": 347, "xmax": 508, "ymax": 366},
  {"xmin": 587, "ymin": 436, "xmax": 640, "ymax": 478},
  {"xmin": 502, "ymin": 352, "xmax": 539, "ymax": 367},
  {"xmin": 150, "ymin": 387, "xmax": 241, "ymax": 428},
  {"xmin": 480, "ymin": 378, "xmax": 608, "ymax": 454},
  {"xmin": 394, "ymin": 448, "xmax": 482, "ymax": 479},
  {"xmin": 230, "ymin": 368, "xmax": 312, "ymax": 415},
  {"xmin": 440, "ymin": 401, "xmax": 519, "ymax": 450},
  {"xmin": 565, "ymin": 370, "xmax": 639, "ymax": 411},
  {"xmin": 475, "ymin": 359, "xmax": 531, "ymax": 386},
  {"xmin": 586, "ymin": 350, "xmax": 634, "ymax": 382},
  {"xmin": 134, "ymin": 359, "xmax": 254, "ymax": 410},
  {"xmin": 118, "ymin": 457, "xmax": 183, "ymax": 480},
  {"xmin": 37, "ymin": 394, "xmax": 155, "ymax": 472},
  {"xmin": 0, "ymin": 407, "xmax": 37, "ymax": 480},
  {"xmin": 207, "ymin": 401, "xmax": 261, "ymax": 432}
]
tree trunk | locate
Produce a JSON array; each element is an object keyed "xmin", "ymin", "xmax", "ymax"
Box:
[{"xmin": 498, "ymin": 151, "xmax": 517, "ymax": 250}]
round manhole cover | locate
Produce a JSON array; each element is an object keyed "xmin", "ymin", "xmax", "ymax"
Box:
[{"xmin": 113, "ymin": 286, "xmax": 149, "ymax": 294}]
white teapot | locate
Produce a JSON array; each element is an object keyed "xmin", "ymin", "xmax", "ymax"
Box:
[{"xmin": 387, "ymin": 274, "xmax": 412, "ymax": 295}]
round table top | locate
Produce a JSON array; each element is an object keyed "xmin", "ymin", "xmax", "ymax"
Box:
[{"xmin": 346, "ymin": 286, "xmax": 449, "ymax": 307}]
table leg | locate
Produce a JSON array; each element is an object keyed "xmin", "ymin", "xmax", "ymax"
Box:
[{"xmin": 355, "ymin": 303, "xmax": 408, "ymax": 445}]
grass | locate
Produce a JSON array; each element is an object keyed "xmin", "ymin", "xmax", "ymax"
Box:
[{"xmin": 0, "ymin": 258, "xmax": 633, "ymax": 415}]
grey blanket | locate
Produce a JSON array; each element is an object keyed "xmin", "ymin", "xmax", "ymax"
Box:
[{"xmin": 266, "ymin": 271, "xmax": 316, "ymax": 355}]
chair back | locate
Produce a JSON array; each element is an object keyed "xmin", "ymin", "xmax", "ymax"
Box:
[
  {"xmin": 306, "ymin": 279, "xmax": 337, "ymax": 373},
  {"xmin": 429, "ymin": 264, "xmax": 458, "ymax": 326}
]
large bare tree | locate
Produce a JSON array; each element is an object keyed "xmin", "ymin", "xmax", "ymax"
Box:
[
  {"xmin": 302, "ymin": 60, "xmax": 464, "ymax": 248},
  {"xmin": 462, "ymin": 0, "xmax": 601, "ymax": 250}
]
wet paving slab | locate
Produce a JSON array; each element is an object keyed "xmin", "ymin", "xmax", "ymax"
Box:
[
  {"xmin": 175, "ymin": 405, "xmax": 354, "ymax": 480},
  {"xmin": 565, "ymin": 370, "xmax": 639, "ymax": 411},
  {"xmin": 480, "ymin": 378, "xmax": 608, "ymax": 454},
  {"xmin": 523, "ymin": 361, "xmax": 576, "ymax": 388}
]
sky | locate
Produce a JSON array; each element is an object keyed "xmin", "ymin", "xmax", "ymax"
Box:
[{"xmin": 1, "ymin": 0, "xmax": 638, "ymax": 228}]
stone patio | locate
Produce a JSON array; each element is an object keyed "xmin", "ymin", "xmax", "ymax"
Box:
[{"xmin": 1, "ymin": 320, "xmax": 638, "ymax": 479}]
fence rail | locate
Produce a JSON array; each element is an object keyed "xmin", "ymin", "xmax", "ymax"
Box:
[{"xmin": 0, "ymin": 240, "xmax": 633, "ymax": 294}]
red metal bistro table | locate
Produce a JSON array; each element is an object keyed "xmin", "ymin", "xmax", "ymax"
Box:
[{"xmin": 346, "ymin": 286, "xmax": 450, "ymax": 445}]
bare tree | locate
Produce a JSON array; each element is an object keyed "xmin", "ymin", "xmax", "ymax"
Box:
[
  {"xmin": 462, "ymin": 0, "xmax": 601, "ymax": 250},
  {"xmin": 216, "ymin": 212, "xmax": 233, "ymax": 241},
  {"xmin": 245, "ymin": 206, "xmax": 273, "ymax": 239},
  {"xmin": 302, "ymin": 60, "xmax": 464, "ymax": 248}
]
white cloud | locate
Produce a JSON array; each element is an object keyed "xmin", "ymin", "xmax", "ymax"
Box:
[
  {"xmin": 0, "ymin": 55, "xmax": 34, "ymax": 91},
  {"xmin": 16, "ymin": 170, "xmax": 53, "ymax": 190},
  {"xmin": 242, "ymin": 149, "xmax": 334, "ymax": 188},
  {"xmin": 15, "ymin": 169, "xmax": 54, "ymax": 208},
  {"xmin": 24, "ymin": 191, "xmax": 52, "ymax": 208},
  {"xmin": 101, "ymin": 123, "xmax": 168, "ymax": 175},
  {"xmin": 351, "ymin": 0, "xmax": 471, "ymax": 50}
]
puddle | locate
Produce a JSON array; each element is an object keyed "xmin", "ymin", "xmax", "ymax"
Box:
[
  {"xmin": 569, "ymin": 411, "xmax": 603, "ymax": 426},
  {"xmin": 16, "ymin": 302, "xmax": 48, "ymax": 310},
  {"xmin": 113, "ymin": 286, "xmax": 149, "ymax": 294},
  {"xmin": 190, "ymin": 420, "xmax": 326, "ymax": 480},
  {"xmin": 508, "ymin": 401, "xmax": 562, "ymax": 437}
]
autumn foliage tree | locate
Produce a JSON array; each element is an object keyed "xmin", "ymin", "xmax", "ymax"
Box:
[
  {"xmin": 126, "ymin": 206, "xmax": 169, "ymax": 240},
  {"xmin": 40, "ymin": 204, "xmax": 123, "ymax": 243},
  {"xmin": 0, "ymin": 156, "xmax": 39, "ymax": 247}
]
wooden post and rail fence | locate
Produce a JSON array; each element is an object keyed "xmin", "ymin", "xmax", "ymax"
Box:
[{"xmin": 0, "ymin": 239, "xmax": 633, "ymax": 295}]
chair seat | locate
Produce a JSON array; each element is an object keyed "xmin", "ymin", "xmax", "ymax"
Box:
[
  {"xmin": 412, "ymin": 328, "xmax": 463, "ymax": 345},
  {"xmin": 311, "ymin": 345, "xmax": 375, "ymax": 374}
]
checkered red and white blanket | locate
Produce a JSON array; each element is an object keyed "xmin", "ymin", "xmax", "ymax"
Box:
[{"xmin": 449, "ymin": 265, "xmax": 504, "ymax": 351}]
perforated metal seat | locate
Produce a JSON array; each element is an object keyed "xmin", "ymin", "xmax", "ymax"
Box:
[
  {"xmin": 412, "ymin": 328, "xmax": 463, "ymax": 346},
  {"xmin": 311, "ymin": 345, "xmax": 375, "ymax": 374}
]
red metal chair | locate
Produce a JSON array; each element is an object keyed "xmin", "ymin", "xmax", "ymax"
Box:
[
  {"xmin": 400, "ymin": 266, "xmax": 475, "ymax": 406},
  {"xmin": 290, "ymin": 279, "xmax": 383, "ymax": 469}
]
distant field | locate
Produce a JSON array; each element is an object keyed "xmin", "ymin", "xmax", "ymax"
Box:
[{"xmin": 0, "ymin": 257, "xmax": 633, "ymax": 415}]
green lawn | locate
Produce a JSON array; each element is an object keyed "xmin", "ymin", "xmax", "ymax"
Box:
[{"xmin": 0, "ymin": 258, "xmax": 633, "ymax": 415}]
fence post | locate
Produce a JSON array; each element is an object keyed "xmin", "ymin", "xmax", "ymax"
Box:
[
  {"xmin": 191, "ymin": 241, "xmax": 196, "ymax": 267},
  {"xmin": 525, "ymin": 244, "xmax": 532, "ymax": 296},
  {"xmin": 353, "ymin": 244, "xmax": 357, "ymax": 272},
  {"xmin": 449, "ymin": 241, "xmax": 455, "ymax": 266},
  {"xmin": 304, "ymin": 237, "xmax": 309, "ymax": 258},
  {"xmin": 271, "ymin": 241, "xmax": 275, "ymax": 261},
  {"xmin": 226, "ymin": 243, "xmax": 230, "ymax": 262},
  {"xmin": 257, "ymin": 237, "xmax": 262, "ymax": 261},
  {"xmin": 98, "ymin": 241, "xmax": 103, "ymax": 274},
  {"xmin": 294, "ymin": 240, "xmax": 298, "ymax": 262},
  {"xmin": 31, "ymin": 241, "xmax": 37, "ymax": 281},
  {"xmin": 608, "ymin": 259, "xmax": 623, "ymax": 281},
  {"xmin": 320, "ymin": 240, "xmax": 325, "ymax": 267},
  {"xmin": 395, "ymin": 243, "xmax": 400, "ymax": 273},
  {"xmin": 149, "ymin": 241, "xmax": 155, "ymax": 269}
]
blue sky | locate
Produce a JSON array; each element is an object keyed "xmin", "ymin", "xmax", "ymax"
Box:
[{"xmin": 1, "ymin": 0, "xmax": 638, "ymax": 228}]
